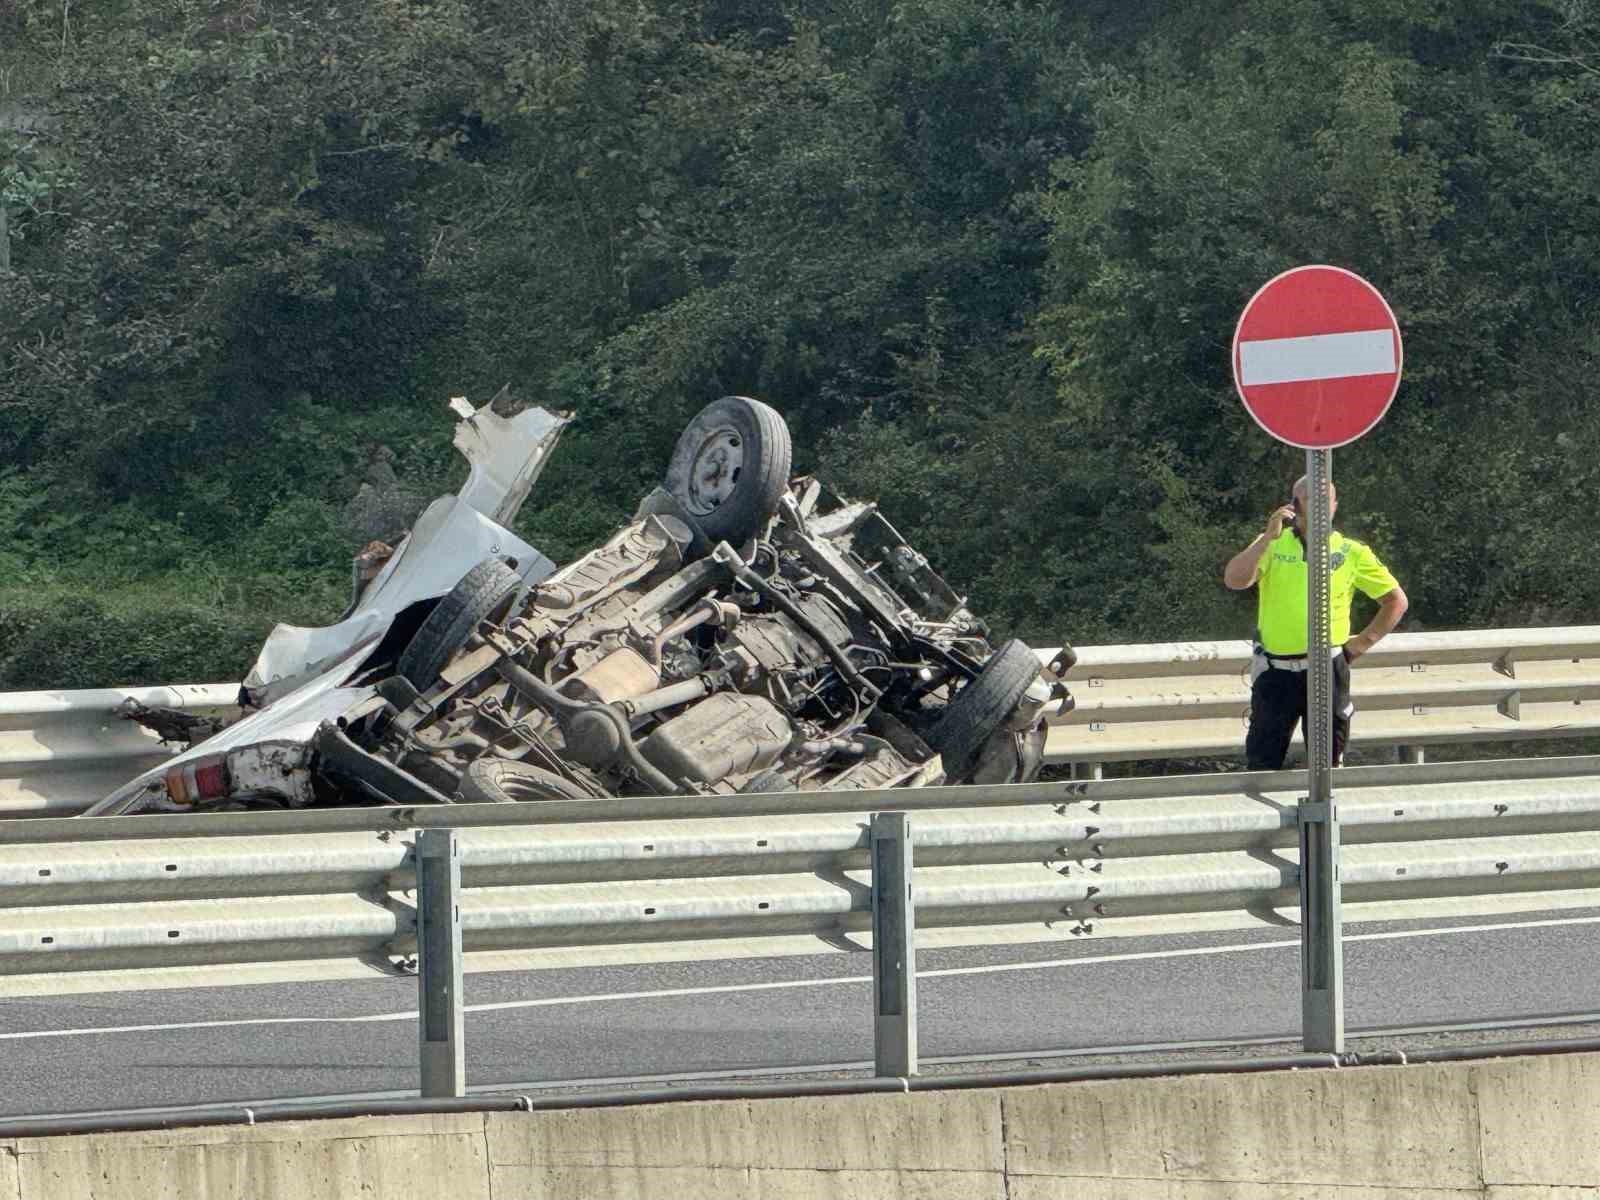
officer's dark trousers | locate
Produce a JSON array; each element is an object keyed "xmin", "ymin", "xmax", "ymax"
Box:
[{"xmin": 1245, "ymin": 655, "xmax": 1353, "ymax": 771}]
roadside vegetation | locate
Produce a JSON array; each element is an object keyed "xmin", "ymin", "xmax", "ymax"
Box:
[{"xmin": 2, "ymin": 0, "xmax": 1598, "ymax": 689}]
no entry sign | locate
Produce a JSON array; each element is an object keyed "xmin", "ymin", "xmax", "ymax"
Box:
[
  {"xmin": 1231, "ymin": 265, "xmax": 1402, "ymax": 449},
  {"xmin": 1228, "ymin": 264, "xmax": 1402, "ymax": 1053}
]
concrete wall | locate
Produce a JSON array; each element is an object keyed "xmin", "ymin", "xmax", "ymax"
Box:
[{"xmin": 6, "ymin": 1051, "xmax": 1600, "ymax": 1198}]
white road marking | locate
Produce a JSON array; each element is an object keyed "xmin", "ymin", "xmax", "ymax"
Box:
[
  {"xmin": 1238, "ymin": 328, "xmax": 1396, "ymax": 386},
  {"xmin": 3, "ymin": 914, "xmax": 1599, "ymax": 1043}
]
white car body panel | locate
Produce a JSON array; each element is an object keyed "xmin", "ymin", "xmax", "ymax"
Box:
[
  {"xmin": 242, "ymin": 401, "xmax": 567, "ymax": 706},
  {"xmin": 86, "ymin": 400, "xmax": 568, "ymax": 815}
]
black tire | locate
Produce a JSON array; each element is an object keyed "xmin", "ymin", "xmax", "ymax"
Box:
[
  {"xmin": 926, "ymin": 639, "xmax": 1042, "ymax": 780},
  {"xmin": 458, "ymin": 759, "xmax": 600, "ymax": 803},
  {"xmin": 738, "ymin": 768, "xmax": 795, "ymax": 794},
  {"xmin": 664, "ymin": 396, "xmax": 792, "ymax": 543},
  {"xmin": 397, "ymin": 557, "xmax": 522, "ymax": 690}
]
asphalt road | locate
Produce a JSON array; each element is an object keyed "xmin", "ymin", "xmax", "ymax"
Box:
[{"xmin": 4, "ymin": 907, "xmax": 1600, "ymax": 1118}]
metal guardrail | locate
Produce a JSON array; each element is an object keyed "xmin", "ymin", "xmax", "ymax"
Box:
[
  {"xmin": 1039, "ymin": 626, "xmax": 1600, "ymax": 770},
  {"xmin": 7, "ymin": 755, "xmax": 1600, "ymax": 1092},
  {"xmin": 0, "ymin": 684, "xmax": 242, "ymax": 818},
  {"xmin": 3, "ymin": 626, "xmax": 1598, "ymax": 819}
]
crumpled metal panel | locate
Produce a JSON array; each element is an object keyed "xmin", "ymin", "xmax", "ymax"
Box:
[
  {"xmin": 448, "ymin": 398, "xmax": 568, "ymax": 527},
  {"xmin": 242, "ymin": 401, "xmax": 568, "ymax": 707},
  {"xmin": 85, "ymin": 661, "xmax": 380, "ymax": 816},
  {"xmin": 242, "ymin": 498, "xmax": 552, "ymax": 707}
]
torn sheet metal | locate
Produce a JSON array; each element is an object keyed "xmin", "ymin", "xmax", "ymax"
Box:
[
  {"xmin": 450, "ymin": 400, "xmax": 569, "ymax": 528},
  {"xmin": 241, "ymin": 402, "xmax": 568, "ymax": 707},
  {"xmin": 228, "ymin": 741, "xmax": 317, "ymax": 807},
  {"xmin": 88, "ymin": 659, "xmax": 379, "ymax": 815}
]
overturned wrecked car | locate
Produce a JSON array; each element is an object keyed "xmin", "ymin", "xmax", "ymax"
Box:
[{"xmin": 89, "ymin": 396, "xmax": 1073, "ymax": 815}]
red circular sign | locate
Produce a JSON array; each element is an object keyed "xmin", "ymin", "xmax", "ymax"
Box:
[{"xmin": 1231, "ymin": 265, "xmax": 1402, "ymax": 449}]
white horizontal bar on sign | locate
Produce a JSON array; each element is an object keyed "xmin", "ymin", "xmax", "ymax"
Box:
[{"xmin": 1238, "ymin": 328, "xmax": 1395, "ymax": 385}]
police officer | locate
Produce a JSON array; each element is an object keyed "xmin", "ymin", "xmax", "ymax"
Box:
[{"xmin": 1223, "ymin": 476, "xmax": 1408, "ymax": 770}]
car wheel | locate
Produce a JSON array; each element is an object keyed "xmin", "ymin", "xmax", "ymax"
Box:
[
  {"xmin": 397, "ymin": 556, "xmax": 522, "ymax": 691},
  {"xmin": 664, "ymin": 396, "xmax": 792, "ymax": 544},
  {"xmin": 458, "ymin": 759, "xmax": 601, "ymax": 803},
  {"xmin": 926, "ymin": 639, "xmax": 1042, "ymax": 781}
]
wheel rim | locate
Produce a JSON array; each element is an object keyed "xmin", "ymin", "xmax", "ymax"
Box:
[{"xmin": 683, "ymin": 425, "xmax": 744, "ymax": 515}]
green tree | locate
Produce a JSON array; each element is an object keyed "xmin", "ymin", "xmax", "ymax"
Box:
[{"xmin": 1035, "ymin": 0, "xmax": 1600, "ymax": 639}]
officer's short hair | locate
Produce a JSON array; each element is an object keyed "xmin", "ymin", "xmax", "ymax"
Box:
[{"xmin": 1292, "ymin": 475, "xmax": 1337, "ymax": 502}]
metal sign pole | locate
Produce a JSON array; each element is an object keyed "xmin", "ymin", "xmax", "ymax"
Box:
[{"xmin": 1300, "ymin": 447, "xmax": 1344, "ymax": 1052}]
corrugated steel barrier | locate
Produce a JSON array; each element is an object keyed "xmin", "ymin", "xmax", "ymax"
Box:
[
  {"xmin": 4, "ymin": 754, "xmax": 1600, "ymax": 979},
  {"xmin": 3, "ymin": 626, "xmax": 1599, "ymax": 818},
  {"xmin": 0, "ymin": 684, "xmax": 242, "ymax": 818},
  {"xmin": 1040, "ymin": 626, "xmax": 1600, "ymax": 767},
  {"xmin": 7, "ymin": 753, "xmax": 1600, "ymax": 1092}
]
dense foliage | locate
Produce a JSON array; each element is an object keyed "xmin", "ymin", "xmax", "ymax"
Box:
[{"xmin": 2, "ymin": 0, "xmax": 1597, "ymax": 688}]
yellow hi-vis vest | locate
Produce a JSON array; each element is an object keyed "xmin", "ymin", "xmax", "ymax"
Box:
[{"xmin": 1255, "ymin": 529, "xmax": 1399, "ymax": 656}]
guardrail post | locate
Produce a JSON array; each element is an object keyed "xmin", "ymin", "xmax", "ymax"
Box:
[
  {"xmin": 416, "ymin": 829, "xmax": 466, "ymax": 1098},
  {"xmin": 871, "ymin": 811, "xmax": 917, "ymax": 1077},
  {"xmin": 1298, "ymin": 794, "xmax": 1343, "ymax": 1051}
]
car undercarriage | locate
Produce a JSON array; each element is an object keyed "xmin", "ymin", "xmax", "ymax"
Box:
[{"xmin": 93, "ymin": 396, "xmax": 1073, "ymax": 816}]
